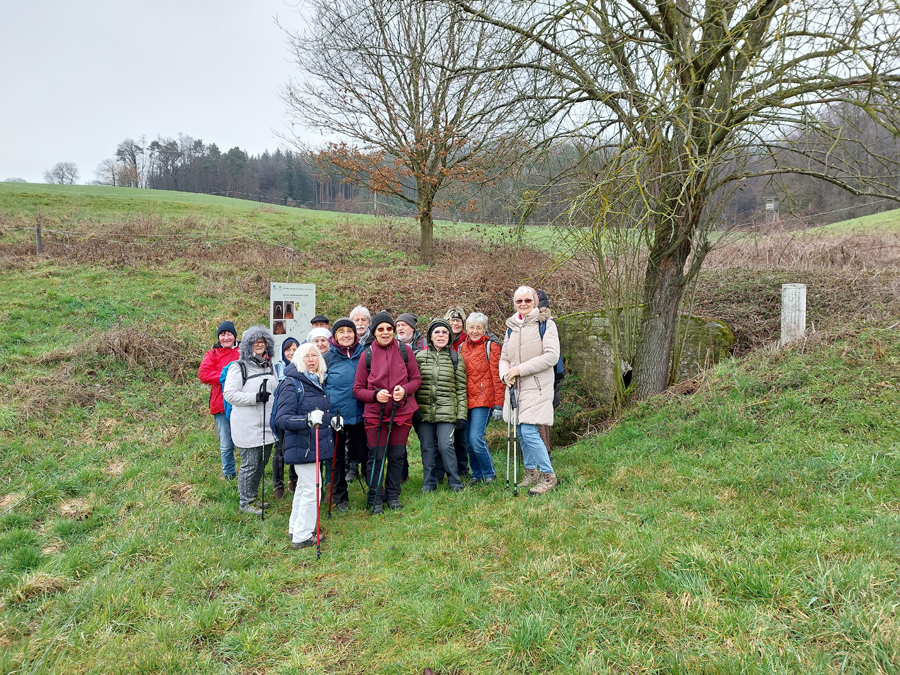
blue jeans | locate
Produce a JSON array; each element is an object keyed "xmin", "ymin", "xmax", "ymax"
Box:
[
  {"xmin": 466, "ymin": 407, "xmax": 496, "ymax": 480},
  {"xmin": 516, "ymin": 423, "xmax": 553, "ymax": 474},
  {"xmin": 214, "ymin": 412, "xmax": 237, "ymax": 477}
]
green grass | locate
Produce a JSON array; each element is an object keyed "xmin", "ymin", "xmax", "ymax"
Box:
[
  {"xmin": 1, "ymin": 186, "xmax": 899, "ymax": 674},
  {"xmin": 805, "ymin": 207, "xmax": 900, "ymax": 235}
]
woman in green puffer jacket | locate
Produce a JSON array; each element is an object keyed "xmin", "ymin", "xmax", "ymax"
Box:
[{"xmin": 415, "ymin": 319, "xmax": 468, "ymax": 492}]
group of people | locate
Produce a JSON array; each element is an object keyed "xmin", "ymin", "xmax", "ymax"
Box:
[{"xmin": 198, "ymin": 286, "xmax": 561, "ymax": 550}]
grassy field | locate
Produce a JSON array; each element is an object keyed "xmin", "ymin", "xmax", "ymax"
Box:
[{"xmin": 1, "ymin": 185, "xmax": 898, "ymax": 674}]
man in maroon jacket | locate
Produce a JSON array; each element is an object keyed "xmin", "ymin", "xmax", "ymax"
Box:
[{"xmin": 353, "ymin": 312, "xmax": 422, "ymax": 513}]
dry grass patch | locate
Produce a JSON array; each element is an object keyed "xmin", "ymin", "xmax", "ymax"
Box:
[
  {"xmin": 166, "ymin": 482, "xmax": 199, "ymax": 506},
  {"xmin": 12, "ymin": 573, "xmax": 69, "ymax": 604},
  {"xmin": 36, "ymin": 326, "xmax": 193, "ymax": 379},
  {"xmin": 59, "ymin": 497, "xmax": 93, "ymax": 520}
]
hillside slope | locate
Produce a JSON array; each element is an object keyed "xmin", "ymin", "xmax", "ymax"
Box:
[{"xmin": 1, "ymin": 185, "xmax": 899, "ymax": 673}]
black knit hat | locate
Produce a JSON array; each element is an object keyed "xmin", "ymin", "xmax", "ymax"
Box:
[
  {"xmin": 396, "ymin": 313, "xmax": 418, "ymax": 329},
  {"xmin": 311, "ymin": 314, "xmax": 330, "ymax": 325},
  {"xmin": 371, "ymin": 311, "xmax": 395, "ymax": 331},
  {"xmin": 216, "ymin": 320, "xmax": 237, "ymax": 340},
  {"xmin": 331, "ymin": 317, "xmax": 355, "ymax": 335}
]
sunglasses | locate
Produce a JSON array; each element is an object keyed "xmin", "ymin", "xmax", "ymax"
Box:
[{"xmin": 514, "ymin": 298, "xmax": 534, "ymax": 305}]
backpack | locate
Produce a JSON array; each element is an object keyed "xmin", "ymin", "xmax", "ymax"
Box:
[
  {"xmin": 219, "ymin": 360, "xmax": 271, "ymax": 419},
  {"xmin": 268, "ymin": 376, "xmax": 305, "ymax": 438},
  {"xmin": 483, "ymin": 332, "xmax": 502, "ymax": 362},
  {"xmin": 506, "ymin": 320, "xmax": 565, "ymax": 382}
]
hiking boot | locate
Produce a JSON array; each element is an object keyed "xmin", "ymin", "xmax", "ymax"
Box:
[
  {"xmin": 273, "ymin": 486, "xmax": 285, "ymax": 500},
  {"xmin": 287, "ymin": 480, "xmax": 297, "ymax": 493},
  {"xmin": 291, "ymin": 532, "xmax": 326, "ymax": 549},
  {"xmin": 346, "ymin": 464, "xmax": 359, "ymax": 483},
  {"xmin": 335, "ymin": 501, "xmax": 350, "ymax": 514},
  {"xmin": 387, "ymin": 499, "xmax": 404, "ymax": 510},
  {"xmin": 483, "ymin": 476, "xmax": 495, "ymax": 486},
  {"xmin": 517, "ymin": 468, "xmax": 541, "ymax": 489},
  {"xmin": 528, "ymin": 472, "xmax": 558, "ymax": 496},
  {"xmin": 240, "ymin": 502, "xmax": 262, "ymax": 516},
  {"xmin": 450, "ymin": 486, "xmax": 463, "ymax": 493},
  {"xmin": 371, "ymin": 504, "xmax": 384, "ymax": 515}
]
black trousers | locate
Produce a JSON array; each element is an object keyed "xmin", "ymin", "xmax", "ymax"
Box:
[
  {"xmin": 272, "ymin": 437, "xmax": 298, "ymax": 490},
  {"xmin": 366, "ymin": 444, "xmax": 406, "ymax": 506},
  {"xmin": 323, "ymin": 434, "xmax": 349, "ymax": 505}
]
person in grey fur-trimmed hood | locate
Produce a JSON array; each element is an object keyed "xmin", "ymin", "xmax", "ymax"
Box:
[{"xmin": 223, "ymin": 325, "xmax": 279, "ymax": 516}]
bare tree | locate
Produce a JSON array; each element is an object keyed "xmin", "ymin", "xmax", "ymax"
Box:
[
  {"xmin": 452, "ymin": 0, "xmax": 900, "ymax": 398},
  {"xmin": 43, "ymin": 162, "xmax": 79, "ymax": 185},
  {"xmin": 282, "ymin": 0, "xmax": 519, "ymax": 263}
]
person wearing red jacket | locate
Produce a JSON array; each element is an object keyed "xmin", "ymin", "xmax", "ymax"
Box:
[
  {"xmin": 459, "ymin": 312, "xmax": 504, "ymax": 485},
  {"xmin": 353, "ymin": 312, "xmax": 422, "ymax": 514},
  {"xmin": 198, "ymin": 320, "xmax": 241, "ymax": 479}
]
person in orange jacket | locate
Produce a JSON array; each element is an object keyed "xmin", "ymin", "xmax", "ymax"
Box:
[{"xmin": 458, "ymin": 312, "xmax": 504, "ymax": 485}]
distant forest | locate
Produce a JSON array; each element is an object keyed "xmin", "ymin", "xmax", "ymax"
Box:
[{"xmin": 90, "ymin": 133, "xmax": 899, "ymax": 228}]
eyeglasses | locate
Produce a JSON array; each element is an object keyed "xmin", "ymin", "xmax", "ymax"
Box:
[
  {"xmin": 514, "ymin": 298, "xmax": 533, "ymax": 305},
  {"xmin": 432, "ymin": 329, "xmax": 450, "ymax": 335},
  {"xmin": 375, "ymin": 326, "xmax": 394, "ymax": 333}
]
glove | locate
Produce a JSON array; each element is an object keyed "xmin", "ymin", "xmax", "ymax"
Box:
[
  {"xmin": 455, "ymin": 419, "xmax": 466, "ymax": 432},
  {"xmin": 330, "ymin": 414, "xmax": 344, "ymax": 432},
  {"xmin": 307, "ymin": 409, "xmax": 325, "ymax": 428},
  {"xmin": 255, "ymin": 391, "xmax": 271, "ymax": 403},
  {"xmin": 492, "ymin": 406, "xmax": 503, "ymax": 422},
  {"xmin": 503, "ymin": 366, "xmax": 520, "ymax": 386}
]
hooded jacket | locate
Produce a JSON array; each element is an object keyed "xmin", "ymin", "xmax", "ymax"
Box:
[
  {"xmin": 274, "ymin": 337, "xmax": 301, "ymax": 381},
  {"xmin": 499, "ymin": 306, "xmax": 559, "ymax": 426},
  {"xmin": 459, "ymin": 333, "xmax": 504, "ymax": 409},
  {"xmin": 223, "ymin": 325, "xmax": 279, "ymax": 448},
  {"xmin": 353, "ymin": 339, "xmax": 421, "ymax": 424},
  {"xmin": 273, "ymin": 363, "xmax": 335, "ymax": 465},
  {"xmin": 414, "ymin": 320, "xmax": 468, "ymax": 423},
  {"xmin": 198, "ymin": 340, "xmax": 240, "ymax": 415},
  {"xmin": 324, "ymin": 336, "xmax": 365, "ymax": 426}
]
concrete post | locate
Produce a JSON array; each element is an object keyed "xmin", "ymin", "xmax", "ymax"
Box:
[{"xmin": 780, "ymin": 283, "xmax": 807, "ymax": 345}]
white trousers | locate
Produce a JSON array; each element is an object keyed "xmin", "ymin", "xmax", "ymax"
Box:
[{"xmin": 288, "ymin": 462, "xmax": 319, "ymax": 544}]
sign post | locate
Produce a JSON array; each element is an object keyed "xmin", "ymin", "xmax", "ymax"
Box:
[{"xmin": 270, "ymin": 282, "xmax": 316, "ymax": 355}]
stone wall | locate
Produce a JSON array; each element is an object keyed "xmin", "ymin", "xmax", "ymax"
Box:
[{"xmin": 557, "ymin": 311, "xmax": 734, "ymax": 408}]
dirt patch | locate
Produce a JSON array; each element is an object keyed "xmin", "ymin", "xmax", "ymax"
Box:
[
  {"xmin": 42, "ymin": 540, "xmax": 65, "ymax": 555},
  {"xmin": 105, "ymin": 460, "xmax": 126, "ymax": 476},
  {"xmin": 0, "ymin": 493, "xmax": 24, "ymax": 510},
  {"xmin": 59, "ymin": 497, "xmax": 93, "ymax": 520}
]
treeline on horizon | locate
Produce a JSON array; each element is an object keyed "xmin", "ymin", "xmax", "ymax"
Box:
[{"xmin": 86, "ymin": 131, "xmax": 898, "ymax": 228}]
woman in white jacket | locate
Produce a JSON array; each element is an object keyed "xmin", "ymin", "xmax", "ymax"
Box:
[
  {"xmin": 499, "ymin": 286, "xmax": 559, "ymax": 495},
  {"xmin": 223, "ymin": 325, "xmax": 279, "ymax": 515}
]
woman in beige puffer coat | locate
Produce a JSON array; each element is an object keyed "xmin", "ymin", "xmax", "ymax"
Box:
[{"xmin": 499, "ymin": 286, "xmax": 559, "ymax": 495}]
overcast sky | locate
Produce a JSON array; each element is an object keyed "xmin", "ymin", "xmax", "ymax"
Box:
[{"xmin": 0, "ymin": 0, "xmax": 318, "ymax": 183}]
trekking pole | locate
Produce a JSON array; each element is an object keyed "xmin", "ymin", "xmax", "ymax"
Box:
[
  {"xmin": 314, "ymin": 422, "xmax": 322, "ymax": 560},
  {"xmin": 510, "ymin": 384, "xmax": 519, "ymax": 497},
  {"xmin": 369, "ymin": 402, "xmax": 386, "ymax": 514},
  {"xmin": 372, "ymin": 403, "xmax": 397, "ymax": 512},
  {"xmin": 505, "ymin": 393, "xmax": 512, "ymax": 492},
  {"xmin": 327, "ymin": 409, "xmax": 340, "ymax": 518},
  {"xmin": 260, "ymin": 380, "xmax": 268, "ymax": 521}
]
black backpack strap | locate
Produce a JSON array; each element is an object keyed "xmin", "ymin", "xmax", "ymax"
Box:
[
  {"xmin": 450, "ymin": 348, "xmax": 458, "ymax": 371},
  {"xmin": 365, "ymin": 346, "xmax": 373, "ymax": 372}
]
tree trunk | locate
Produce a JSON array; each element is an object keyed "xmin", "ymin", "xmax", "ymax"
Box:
[
  {"xmin": 631, "ymin": 221, "xmax": 693, "ymax": 399},
  {"xmin": 417, "ymin": 183, "xmax": 437, "ymax": 264}
]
